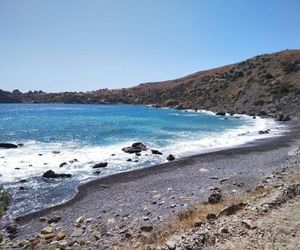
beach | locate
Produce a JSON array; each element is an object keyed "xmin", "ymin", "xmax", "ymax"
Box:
[{"xmin": 2, "ymin": 120, "xmax": 299, "ymax": 249}]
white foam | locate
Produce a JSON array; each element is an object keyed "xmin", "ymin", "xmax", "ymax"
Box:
[{"xmin": 0, "ymin": 114, "xmax": 287, "ymax": 185}]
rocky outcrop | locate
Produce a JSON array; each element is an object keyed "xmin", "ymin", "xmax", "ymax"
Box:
[
  {"xmin": 122, "ymin": 142, "xmax": 147, "ymax": 154},
  {"xmin": 42, "ymin": 170, "xmax": 72, "ymax": 179},
  {"xmin": 0, "ymin": 143, "xmax": 18, "ymax": 149}
]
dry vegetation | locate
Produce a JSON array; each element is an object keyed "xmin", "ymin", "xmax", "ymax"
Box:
[{"xmin": 122, "ymin": 185, "xmax": 268, "ymax": 250}]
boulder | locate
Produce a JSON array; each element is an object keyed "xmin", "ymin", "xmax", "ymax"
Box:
[
  {"xmin": 0, "ymin": 143, "xmax": 18, "ymax": 149},
  {"xmin": 42, "ymin": 170, "xmax": 72, "ymax": 179},
  {"xmin": 167, "ymin": 154, "xmax": 175, "ymax": 161},
  {"xmin": 216, "ymin": 112, "xmax": 226, "ymax": 116},
  {"xmin": 208, "ymin": 193, "xmax": 222, "ymax": 204},
  {"xmin": 151, "ymin": 149, "xmax": 162, "ymax": 155},
  {"xmin": 122, "ymin": 142, "xmax": 147, "ymax": 154},
  {"xmin": 92, "ymin": 162, "xmax": 108, "ymax": 168}
]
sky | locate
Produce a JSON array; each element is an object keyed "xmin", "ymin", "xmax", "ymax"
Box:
[{"xmin": 0, "ymin": 0, "xmax": 299, "ymax": 92}]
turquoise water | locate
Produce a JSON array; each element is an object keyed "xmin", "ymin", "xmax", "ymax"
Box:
[{"xmin": 0, "ymin": 104, "xmax": 283, "ymax": 218}]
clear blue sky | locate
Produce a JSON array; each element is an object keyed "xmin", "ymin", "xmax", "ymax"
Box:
[{"xmin": 0, "ymin": 0, "xmax": 299, "ymax": 92}]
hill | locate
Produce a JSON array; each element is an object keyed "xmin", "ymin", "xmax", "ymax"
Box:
[{"xmin": 1, "ymin": 49, "xmax": 300, "ymax": 118}]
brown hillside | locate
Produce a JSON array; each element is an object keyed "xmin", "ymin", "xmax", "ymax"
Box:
[{"xmin": 2, "ymin": 49, "xmax": 300, "ymax": 118}]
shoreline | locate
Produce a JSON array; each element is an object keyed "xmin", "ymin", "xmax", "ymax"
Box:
[
  {"xmin": 13, "ymin": 120, "xmax": 298, "ymax": 224},
  {"xmin": 1, "ymin": 120, "xmax": 299, "ymax": 248}
]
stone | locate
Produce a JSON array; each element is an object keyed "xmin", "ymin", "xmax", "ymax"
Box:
[
  {"xmin": 52, "ymin": 150, "xmax": 60, "ymax": 154},
  {"xmin": 122, "ymin": 142, "xmax": 147, "ymax": 154},
  {"xmin": 92, "ymin": 162, "xmax": 108, "ymax": 168},
  {"xmin": 258, "ymin": 129, "xmax": 270, "ymax": 134},
  {"xmin": 59, "ymin": 162, "xmax": 67, "ymax": 168},
  {"xmin": 56, "ymin": 231, "xmax": 66, "ymax": 241},
  {"xmin": 206, "ymin": 213, "xmax": 217, "ymax": 220},
  {"xmin": 219, "ymin": 203, "xmax": 246, "ymax": 216},
  {"xmin": 6, "ymin": 224, "xmax": 18, "ymax": 235},
  {"xmin": 75, "ymin": 216, "xmax": 84, "ymax": 225},
  {"xmin": 216, "ymin": 112, "xmax": 226, "ymax": 116},
  {"xmin": 140, "ymin": 225, "xmax": 153, "ymax": 232},
  {"xmin": 208, "ymin": 193, "xmax": 222, "ymax": 204},
  {"xmin": 41, "ymin": 226, "xmax": 53, "ymax": 234},
  {"xmin": 151, "ymin": 149, "xmax": 162, "ymax": 155},
  {"xmin": 0, "ymin": 143, "xmax": 18, "ymax": 149},
  {"xmin": 219, "ymin": 178, "xmax": 229, "ymax": 183},
  {"xmin": 167, "ymin": 154, "xmax": 175, "ymax": 161},
  {"xmin": 48, "ymin": 216, "xmax": 61, "ymax": 224},
  {"xmin": 71, "ymin": 228, "xmax": 83, "ymax": 237},
  {"xmin": 142, "ymin": 216, "xmax": 149, "ymax": 221},
  {"xmin": 39, "ymin": 217, "xmax": 47, "ymax": 222},
  {"xmin": 42, "ymin": 170, "xmax": 72, "ymax": 179}
]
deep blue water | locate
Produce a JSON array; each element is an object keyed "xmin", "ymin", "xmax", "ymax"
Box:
[{"xmin": 0, "ymin": 104, "xmax": 281, "ymax": 218}]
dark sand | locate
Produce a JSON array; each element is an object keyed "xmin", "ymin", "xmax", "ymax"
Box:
[{"xmin": 4, "ymin": 122, "xmax": 300, "ymax": 245}]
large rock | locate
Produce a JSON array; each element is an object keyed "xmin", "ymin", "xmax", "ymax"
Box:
[
  {"xmin": 0, "ymin": 143, "xmax": 18, "ymax": 149},
  {"xmin": 122, "ymin": 142, "xmax": 147, "ymax": 154},
  {"xmin": 93, "ymin": 162, "xmax": 108, "ymax": 168},
  {"xmin": 216, "ymin": 111, "xmax": 226, "ymax": 116},
  {"xmin": 42, "ymin": 170, "xmax": 72, "ymax": 179}
]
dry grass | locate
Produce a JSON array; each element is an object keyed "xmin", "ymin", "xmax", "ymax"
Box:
[{"xmin": 121, "ymin": 185, "xmax": 269, "ymax": 250}]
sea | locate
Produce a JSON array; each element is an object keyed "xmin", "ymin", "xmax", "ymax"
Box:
[{"xmin": 0, "ymin": 103, "xmax": 286, "ymax": 219}]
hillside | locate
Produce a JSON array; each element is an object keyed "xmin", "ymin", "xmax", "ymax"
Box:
[{"xmin": 1, "ymin": 49, "xmax": 300, "ymax": 118}]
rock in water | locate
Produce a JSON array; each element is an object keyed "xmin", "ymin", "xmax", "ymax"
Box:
[
  {"xmin": 151, "ymin": 149, "xmax": 163, "ymax": 155},
  {"xmin": 216, "ymin": 112, "xmax": 226, "ymax": 116},
  {"xmin": 59, "ymin": 162, "xmax": 67, "ymax": 168},
  {"xmin": 167, "ymin": 154, "xmax": 175, "ymax": 161},
  {"xmin": 92, "ymin": 162, "xmax": 108, "ymax": 168},
  {"xmin": 122, "ymin": 142, "xmax": 147, "ymax": 154},
  {"xmin": 0, "ymin": 143, "xmax": 18, "ymax": 149},
  {"xmin": 42, "ymin": 170, "xmax": 72, "ymax": 179}
]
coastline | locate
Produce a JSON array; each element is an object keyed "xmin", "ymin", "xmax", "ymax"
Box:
[
  {"xmin": 1, "ymin": 120, "xmax": 298, "ymax": 248},
  {"xmin": 12, "ymin": 118, "xmax": 294, "ymax": 224}
]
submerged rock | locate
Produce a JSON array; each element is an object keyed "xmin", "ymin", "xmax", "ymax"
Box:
[
  {"xmin": 92, "ymin": 162, "xmax": 108, "ymax": 168},
  {"xmin": 59, "ymin": 162, "xmax": 67, "ymax": 168},
  {"xmin": 0, "ymin": 143, "xmax": 18, "ymax": 149},
  {"xmin": 151, "ymin": 149, "xmax": 163, "ymax": 155},
  {"xmin": 42, "ymin": 170, "xmax": 72, "ymax": 179},
  {"xmin": 258, "ymin": 129, "xmax": 270, "ymax": 134}
]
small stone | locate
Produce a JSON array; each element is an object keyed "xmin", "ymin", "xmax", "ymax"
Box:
[
  {"xmin": 140, "ymin": 225, "xmax": 153, "ymax": 232},
  {"xmin": 208, "ymin": 193, "xmax": 222, "ymax": 204},
  {"xmin": 52, "ymin": 150, "xmax": 60, "ymax": 154},
  {"xmin": 39, "ymin": 217, "xmax": 47, "ymax": 222},
  {"xmin": 206, "ymin": 213, "xmax": 217, "ymax": 220},
  {"xmin": 71, "ymin": 228, "xmax": 83, "ymax": 237},
  {"xmin": 41, "ymin": 226, "xmax": 53, "ymax": 234},
  {"xmin": 167, "ymin": 154, "xmax": 175, "ymax": 161},
  {"xmin": 142, "ymin": 216, "xmax": 149, "ymax": 221},
  {"xmin": 48, "ymin": 216, "xmax": 61, "ymax": 224},
  {"xmin": 75, "ymin": 216, "xmax": 84, "ymax": 225},
  {"xmin": 170, "ymin": 203, "xmax": 176, "ymax": 208},
  {"xmin": 56, "ymin": 231, "xmax": 66, "ymax": 241}
]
